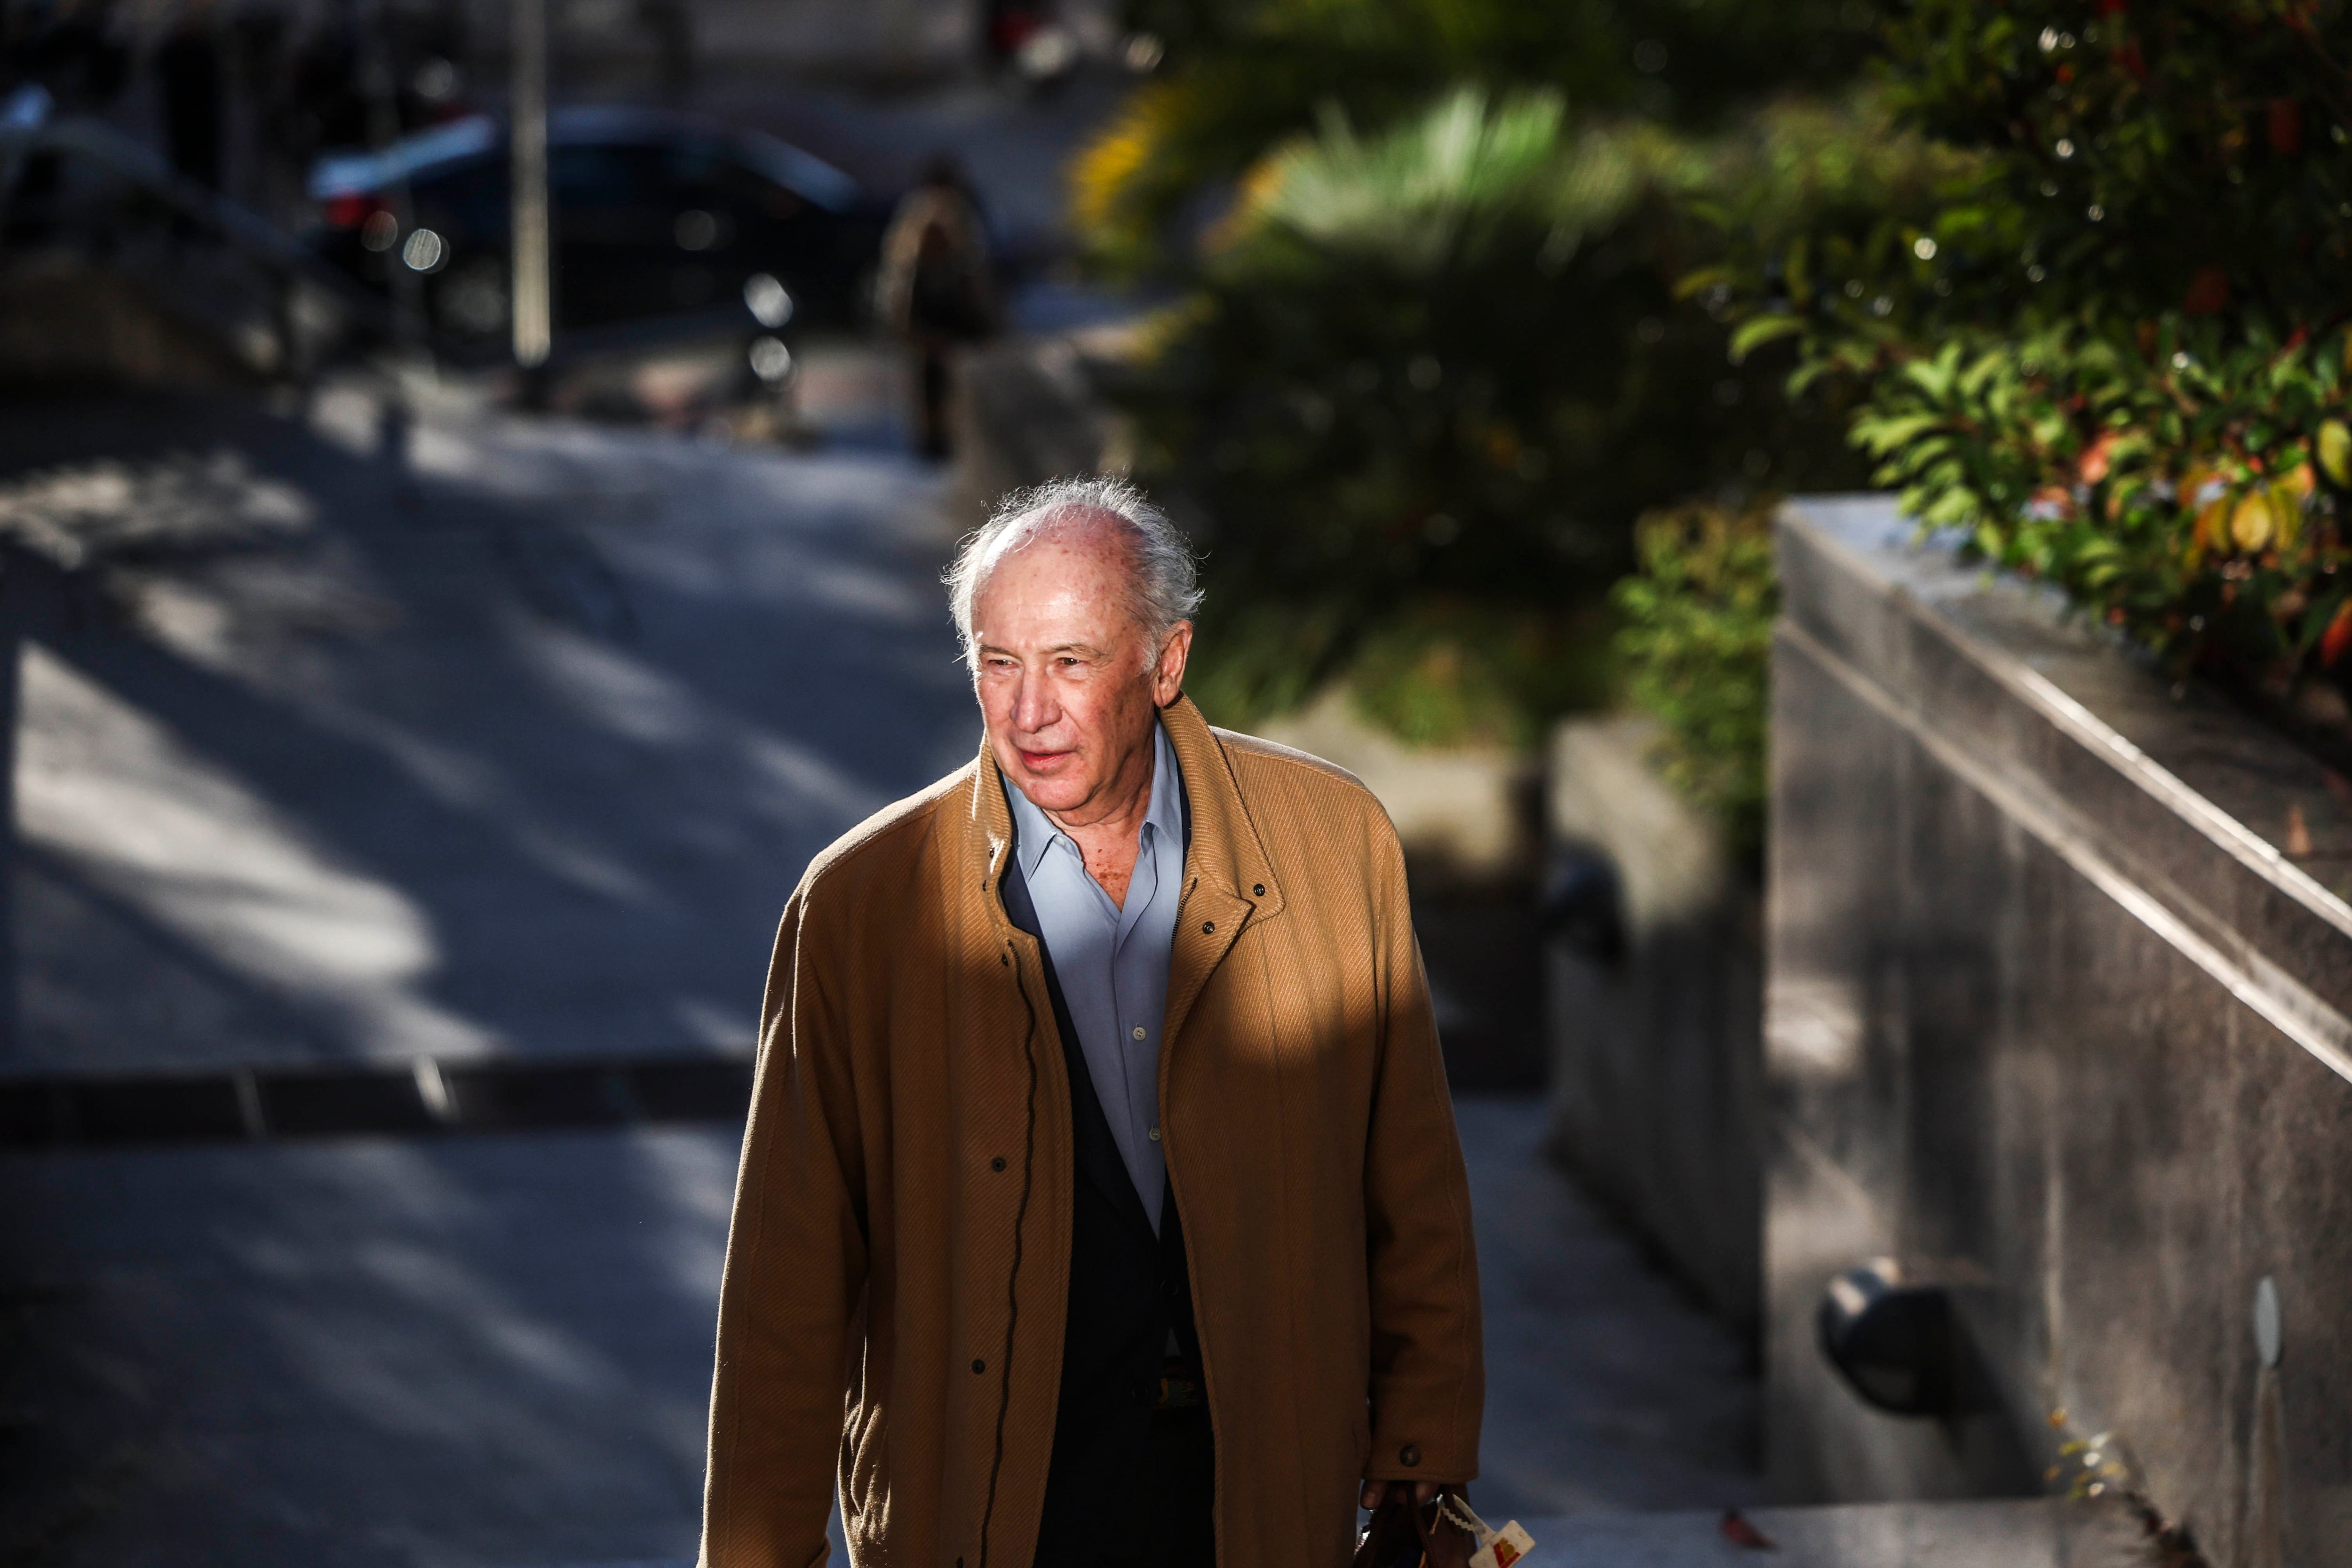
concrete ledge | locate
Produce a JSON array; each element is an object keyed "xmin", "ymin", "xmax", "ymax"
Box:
[
  {"xmin": 1780, "ymin": 496, "xmax": 2352, "ymax": 1066},
  {"xmin": 1545, "ymin": 714, "xmax": 1761, "ymax": 1331},
  {"xmin": 1767, "ymin": 496, "xmax": 2352, "ymax": 1560}
]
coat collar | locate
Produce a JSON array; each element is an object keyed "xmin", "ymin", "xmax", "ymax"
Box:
[{"xmin": 960, "ymin": 694, "xmax": 1285, "ymax": 1040}]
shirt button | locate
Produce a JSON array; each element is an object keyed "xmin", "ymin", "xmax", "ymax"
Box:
[
  {"xmin": 1131, "ymin": 1026, "xmax": 1147, "ymax": 1041},
  {"xmin": 1148, "ymin": 1126, "xmax": 1161, "ymax": 1142}
]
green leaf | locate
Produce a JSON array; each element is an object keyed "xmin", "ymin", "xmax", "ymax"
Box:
[{"xmin": 1728, "ymin": 314, "xmax": 1805, "ymax": 363}]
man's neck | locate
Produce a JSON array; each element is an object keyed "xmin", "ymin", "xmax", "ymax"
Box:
[{"xmin": 1041, "ymin": 728, "xmax": 1159, "ymax": 908}]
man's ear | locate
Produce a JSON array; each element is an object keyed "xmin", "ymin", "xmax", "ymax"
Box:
[{"xmin": 1154, "ymin": 621, "xmax": 1194, "ymax": 706}]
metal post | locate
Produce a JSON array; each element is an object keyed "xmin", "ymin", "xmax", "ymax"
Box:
[
  {"xmin": 0, "ymin": 554, "xmax": 22, "ymax": 1063},
  {"xmin": 359, "ymin": 0, "xmax": 423, "ymax": 344},
  {"xmin": 510, "ymin": 0, "xmax": 551, "ymax": 369}
]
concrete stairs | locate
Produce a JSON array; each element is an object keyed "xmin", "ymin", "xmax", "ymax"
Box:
[{"xmin": 1523, "ymin": 1497, "xmax": 2160, "ymax": 1568}]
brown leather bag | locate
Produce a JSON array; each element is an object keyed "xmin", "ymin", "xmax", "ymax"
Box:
[{"xmin": 1352, "ymin": 1486, "xmax": 1474, "ymax": 1568}]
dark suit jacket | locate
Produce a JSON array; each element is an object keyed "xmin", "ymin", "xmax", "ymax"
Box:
[{"xmin": 1001, "ymin": 837, "xmax": 1205, "ymax": 1568}]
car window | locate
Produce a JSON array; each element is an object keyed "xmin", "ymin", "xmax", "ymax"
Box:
[
  {"xmin": 550, "ymin": 143, "xmax": 674, "ymax": 208},
  {"xmin": 663, "ymin": 137, "xmax": 727, "ymax": 188},
  {"xmin": 412, "ymin": 153, "xmax": 507, "ymax": 238},
  {"xmin": 712, "ymin": 157, "xmax": 803, "ymax": 222}
]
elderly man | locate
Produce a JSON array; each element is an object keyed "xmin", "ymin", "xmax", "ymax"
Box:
[{"xmin": 701, "ymin": 477, "xmax": 1482, "ymax": 1568}]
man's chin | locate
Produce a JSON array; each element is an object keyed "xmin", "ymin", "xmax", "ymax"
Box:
[{"xmin": 1012, "ymin": 760, "xmax": 1090, "ymax": 806}]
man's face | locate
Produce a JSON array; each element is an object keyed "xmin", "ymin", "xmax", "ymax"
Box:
[{"xmin": 972, "ymin": 515, "xmax": 1191, "ymax": 824}]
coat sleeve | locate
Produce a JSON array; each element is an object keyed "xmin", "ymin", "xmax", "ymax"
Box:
[
  {"xmin": 1359, "ymin": 821, "xmax": 1485, "ymax": 1486},
  {"xmin": 701, "ymin": 883, "xmax": 871, "ymax": 1568}
]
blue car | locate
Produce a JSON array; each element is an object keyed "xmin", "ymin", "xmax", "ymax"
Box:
[{"xmin": 308, "ymin": 106, "xmax": 889, "ymax": 360}]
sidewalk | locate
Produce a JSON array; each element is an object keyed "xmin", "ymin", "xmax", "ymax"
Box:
[{"xmin": 6, "ymin": 1097, "xmax": 1757, "ymax": 1566}]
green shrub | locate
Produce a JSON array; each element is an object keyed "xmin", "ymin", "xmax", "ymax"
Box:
[
  {"xmin": 1075, "ymin": 0, "xmax": 1880, "ymax": 277},
  {"xmin": 1120, "ymin": 88, "xmax": 1882, "ymax": 745},
  {"xmin": 1712, "ymin": 0, "xmax": 2352, "ymax": 700},
  {"xmin": 1610, "ymin": 500, "xmax": 1779, "ymax": 868}
]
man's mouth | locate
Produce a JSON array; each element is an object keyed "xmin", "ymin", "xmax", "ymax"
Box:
[{"xmin": 1017, "ymin": 747, "xmax": 1076, "ymax": 772}]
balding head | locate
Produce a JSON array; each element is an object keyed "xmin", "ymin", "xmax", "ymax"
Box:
[{"xmin": 946, "ymin": 476, "xmax": 1200, "ymax": 668}]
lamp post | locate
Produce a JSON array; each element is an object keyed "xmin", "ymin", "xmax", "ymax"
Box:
[{"xmin": 510, "ymin": 0, "xmax": 550, "ymax": 370}]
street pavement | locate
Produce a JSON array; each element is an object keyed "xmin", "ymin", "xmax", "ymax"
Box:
[
  {"xmin": 0, "ymin": 380, "xmax": 1758, "ymax": 1563},
  {"xmin": 4, "ymin": 1099, "xmax": 1759, "ymax": 1567}
]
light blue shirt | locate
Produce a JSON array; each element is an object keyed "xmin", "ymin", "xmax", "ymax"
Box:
[{"xmin": 1003, "ymin": 719, "xmax": 1187, "ymax": 1232}]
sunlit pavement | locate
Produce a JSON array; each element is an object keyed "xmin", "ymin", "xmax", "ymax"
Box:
[
  {"xmin": 0, "ymin": 382, "xmax": 1756, "ymax": 1562},
  {"xmin": 5, "ymin": 1100, "xmax": 1756, "ymax": 1566},
  {"xmin": 0, "ymin": 376, "xmax": 967, "ymax": 1562},
  {"xmin": 2, "ymin": 379, "xmax": 970, "ymax": 1075}
]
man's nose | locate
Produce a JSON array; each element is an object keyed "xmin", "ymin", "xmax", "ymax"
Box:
[{"xmin": 1010, "ymin": 669, "xmax": 1057, "ymax": 733}]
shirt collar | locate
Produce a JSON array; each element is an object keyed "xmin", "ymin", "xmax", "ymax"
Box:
[{"xmin": 1004, "ymin": 717, "xmax": 1183, "ymax": 881}]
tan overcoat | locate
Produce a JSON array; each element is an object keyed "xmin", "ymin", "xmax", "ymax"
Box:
[{"xmin": 701, "ymin": 695, "xmax": 1483, "ymax": 1568}]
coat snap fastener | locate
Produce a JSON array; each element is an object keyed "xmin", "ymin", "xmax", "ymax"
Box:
[{"xmin": 1399, "ymin": 1444, "xmax": 1421, "ymax": 1467}]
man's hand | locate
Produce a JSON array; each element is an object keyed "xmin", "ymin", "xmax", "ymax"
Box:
[{"xmin": 1360, "ymin": 1480, "xmax": 1441, "ymax": 1511}]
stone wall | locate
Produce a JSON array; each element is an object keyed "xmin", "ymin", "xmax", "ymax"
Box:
[
  {"xmin": 1544, "ymin": 715, "xmax": 1762, "ymax": 1334},
  {"xmin": 1768, "ymin": 496, "xmax": 2352, "ymax": 1565}
]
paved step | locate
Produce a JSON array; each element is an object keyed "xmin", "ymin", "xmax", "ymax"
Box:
[{"xmin": 1521, "ymin": 1497, "xmax": 2151, "ymax": 1568}]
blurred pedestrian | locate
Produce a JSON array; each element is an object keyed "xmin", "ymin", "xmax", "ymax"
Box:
[
  {"xmin": 700, "ymin": 477, "xmax": 1484, "ymax": 1568},
  {"xmin": 875, "ymin": 152, "xmax": 997, "ymax": 459}
]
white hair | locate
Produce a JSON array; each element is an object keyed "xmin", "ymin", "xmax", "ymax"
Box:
[{"xmin": 945, "ymin": 475, "xmax": 1203, "ymax": 666}]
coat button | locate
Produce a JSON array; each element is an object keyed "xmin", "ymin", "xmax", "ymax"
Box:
[
  {"xmin": 1131, "ymin": 1379, "xmax": 1152, "ymax": 1406},
  {"xmin": 1400, "ymin": 1444, "xmax": 1421, "ymax": 1467},
  {"xmin": 1201, "ymin": 921, "xmax": 1215, "ymax": 934},
  {"xmin": 1252, "ymin": 883, "xmax": 1265, "ymax": 897},
  {"xmin": 1161, "ymin": 1277, "xmax": 1182, "ymax": 1301},
  {"xmin": 990, "ymin": 1156, "xmax": 1007, "ymax": 1172},
  {"xmin": 972, "ymin": 1359, "xmax": 986, "ymax": 1374}
]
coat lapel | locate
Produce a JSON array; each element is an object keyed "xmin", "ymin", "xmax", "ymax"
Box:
[{"xmin": 1158, "ymin": 696, "xmax": 1281, "ymax": 1051}]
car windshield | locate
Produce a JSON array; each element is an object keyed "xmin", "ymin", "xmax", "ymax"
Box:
[
  {"xmin": 732, "ymin": 131, "xmax": 859, "ymax": 212},
  {"xmin": 306, "ymin": 112, "xmax": 858, "ymax": 215},
  {"xmin": 309, "ymin": 115, "xmax": 499, "ymax": 199}
]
